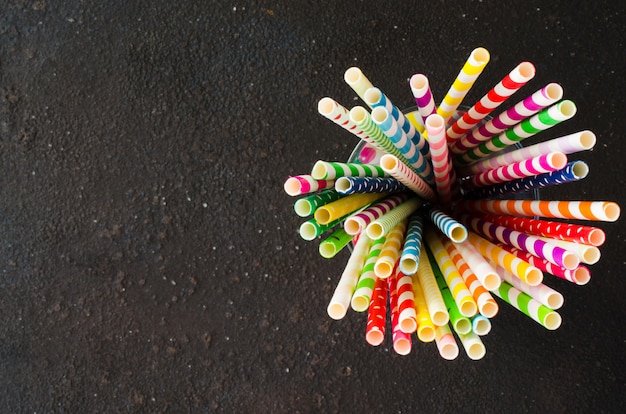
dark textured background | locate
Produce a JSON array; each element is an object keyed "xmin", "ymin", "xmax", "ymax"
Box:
[{"xmin": 1, "ymin": 1, "xmax": 625, "ymax": 412}]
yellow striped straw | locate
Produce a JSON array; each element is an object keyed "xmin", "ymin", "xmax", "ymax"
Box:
[
  {"xmin": 411, "ymin": 273, "xmax": 436, "ymax": 342},
  {"xmin": 416, "ymin": 249, "xmax": 449, "ymax": 326},
  {"xmin": 366, "ymin": 197, "xmax": 422, "ymax": 240},
  {"xmin": 344, "ymin": 67, "xmax": 375, "ymax": 106},
  {"xmin": 373, "ymin": 219, "xmax": 408, "ymax": 279}
]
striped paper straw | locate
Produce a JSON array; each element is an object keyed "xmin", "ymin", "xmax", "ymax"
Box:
[
  {"xmin": 351, "ymin": 237, "xmax": 386, "ymax": 312},
  {"xmin": 483, "ymin": 214, "xmax": 606, "ymax": 247},
  {"xmin": 411, "ymin": 275, "xmax": 436, "ymax": 342},
  {"xmin": 471, "ymin": 314, "xmax": 492, "ymax": 336},
  {"xmin": 492, "ymin": 281, "xmax": 562, "ymax": 330},
  {"xmin": 536, "ymin": 237, "xmax": 600, "ymax": 265},
  {"xmin": 458, "ymin": 199, "xmax": 621, "ymax": 222},
  {"xmin": 396, "ymin": 271, "xmax": 418, "ymax": 333},
  {"xmin": 450, "ymin": 83, "xmax": 563, "ymax": 154},
  {"xmin": 366, "ymin": 197, "xmax": 421, "ymax": 240},
  {"xmin": 458, "ymin": 331, "xmax": 486, "ymax": 360},
  {"xmin": 327, "ymin": 232, "xmax": 371, "ymax": 320},
  {"xmin": 319, "ymin": 228, "xmax": 354, "ymax": 259},
  {"xmin": 498, "ymin": 245, "xmax": 591, "ymax": 285},
  {"xmin": 400, "ymin": 214, "xmax": 425, "ymax": 275},
  {"xmin": 446, "ymin": 61, "xmax": 536, "ymax": 145},
  {"xmin": 416, "ymin": 248, "xmax": 449, "ymax": 326},
  {"xmin": 344, "ymin": 193, "xmax": 410, "ymax": 235},
  {"xmin": 466, "ymin": 231, "xmax": 543, "ymax": 286},
  {"xmin": 434, "ymin": 323, "xmax": 459, "ymax": 360},
  {"xmin": 314, "ymin": 192, "xmax": 388, "ymax": 225},
  {"xmin": 410, "ymin": 74, "xmax": 437, "ymax": 130},
  {"xmin": 299, "ymin": 216, "xmax": 343, "ymax": 241},
  {"xmin": 425, "ymin": 231, "xmax": 477, "ymax": 318},
  {"xmin": 349, "ymin": 106, "xmax": 420, "ymax": 174},
  {"xmin": 374, "ymin": 219, "xmax": 408, "ymax": 279},
  {"xmin": 294, "ymin": 188, "xmax": 343, "ymax": 217},
  {"xmin": 456, "ymin": 100, "xmax": 577, "ymax": 165},
  {"xmin": 426, "ymin": 114, "xmax": 456, "ymax": 208},
  {"xmin": 364, "ymin": 87, "xmax": 428, "ymax": 160},
  {"xmin": 372, "ymin": 106, "xmax": 433, "ymax": 183},
  {"xmin": 389, "ymin": 273, "xmax": 412, "ymax": 355},
  {"xmin": 495, "ymin": 265, "xmax": 564, "ymax": 310},
  {"xmin": 443, "ymin": 238, "xmax": 499, "ymax": 318},
  {"xmin": 464, "ymin": 161, "xmax": 589, "ymax": 199},
  {"xmin": 466, "ymin": 152, "xmax": 568, "ymax": 189},
  {"xmin": 459, "ymin": 213, "xmax": 580, "ymax": 270},
  {"xmin": 380, "ymin": 154, "xmax": 437, "ymax": 202},
  {"xmin": 344, "ymin": 67, "xmax": 375, "ymax": 105},
  {"xmin": 428, "ymin": 207, "xmax": 468, "ymax": 243},
  {"xmin": 437, "ymin": 47, "xmax": 490, "ymax": 125},
  {"xmin": 311, "ymin": 160, "xmax": 387, "ymax": 180},
  {"xmin": 284, "ymin": 175, "xmax": 334, "ymax": 196},
  {"xmin": 365, "ymin": 276, "xmax": 388, "ymax": 346},
  {"xmin": 317, "ymin": 97, "xmax": 377, "ymax": 149},
  {"xmin": 458, "ymin": 130, "xmax": 596, "ymax": 175},
  {"xmin": 453, "ymin": 238, "xmax": 501, "ymax": 291},
  {"xmin": 335, "ymin": 176, "xmax": 408, "ymax": 195}
]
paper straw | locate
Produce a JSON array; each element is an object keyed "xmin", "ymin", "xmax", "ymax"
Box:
[
  {"xmin": 437, "ymin": 47, "xmax": 490, "ymax": 125},
  {"xmin": 425, "ymin": 231, "xmax": 477, "ymax": 318},
  {"xmin": 450, "ymin": 83, "xmax": 563, "ymax": 154},
  {"xmin": 426, "ymin": 114, "xmax": 456, "ymax": 208},
  {"xmin": 349, "ymin": 106, "xmax": 420, "ymax": 174},
  {"xmin": 459, "ymin": 214, "xmax": 580, "ymax": 270},
  {"xmin": 453, "ymin": 238, "xmax": 502, "ymax": 291},
  {"xmin": 410, "ymin": 74, "xmax": 437, "ymax": 129},
  {"xmin": 498, "ymin": 244, "xmax": 591, "ymax": 285},
  {"xmin": 351, "ymin": 237, "xmax": 386, "ymax": 312},
  {"xmin": 458, "ymin": 331, "xmax": 486, "ymax": 360},
  {"xmin": 371, "ymin": 106, "xmax": 433, "ymax": 183},
  {"xmin": 443, "ymin": 238, "xmax": 499, "ymax": 318},
  {"xmin": 380, "ymin": 154, "xmax": 437, "ymax": 202},
  {"xmin": 458, "ymin": 199, "xmax": 621, "ymax": 222},
  {"xmin": 482, "ymin": 214, "xmax": 606, "ymax": 247},
  {"xmin": 284, "ymin": 175, "xmax": 334, "ymax": 196},
  {"xmin": 466, "ymin": 231, "xmax": 543, "ymax": 286},
  {"xmin": 294, "ymin": 188, "xmax": 343, "ymax": 217},
  {"xmin": 466, "ymin": 152, "xmax": 568, "ymax": 189},
  {"xmin": 416, "ymin": 249, "xmax": 449, "ymax": 326},
  {"xmin": 396, "ymin": 270, "xmax": 418, "ymax": 333},
  {"xmin": 317, "ymin": 97, "xmax": 379, "ymax": 149},
  {"xmin": 327, "ymin": 232, "xmax": 371, "ymax": 319},
  {"xmin": 314, "ymin": 192, "xmax": 387, "ymax": 225},
  {"xmin": 495, "ymin": 265, "xmax": 564, "ymax": 310},
  {"xmin": 456, "ymin": 100, "xmax": 577, "ymax": 165},
  {"xmin": 428, "ymin": 208, "xmax": 468, "ymax": 243},
  {"xmin": 364, "ymin": 87, "xmax": 428, "ymax": 160},
  {"xmin": 434, "ymin": 323, "xmax": 459, "ymax": 360},
  {"xmin": 319, "ymin": 228, "xmax": 354, "ymax": 259},
  {"xmin": 344, "ymin": 193, "xmax": 410, "ymax": 235},
  {"xmin": 464, "ymin": 161, "xmax": 589, "ymax": 199},
  {"xmin": 344, "ymin": 67, "xmax": 375, "ymax": 105},
  {"xmin": 471, "ymin": 314, "xmax": 492, "ymax": 336},
  {"xmin": 299, "ymin": 217, "xmax": 343, "ymax": 241},
  {"xmin": 400, "ymin": 214, "xmax": 425, "ymax": 275},
  {"xmin": 535, "ymin": 237, "xmax": 600, "ymax": 265},
  {"xmin": 446, "ymin": 61, "xmax": 536, "ymax": 145},
  {"xmin": 411, "ymin": 275, "xmax": 436, "ymax": 342},
  {"xmin": 365, "ymin": 276, "xmax": 388, "ymax": 346},
  {"xmin": 459, "ymin": 130, "xmax": 596, "ymax": 175},
  {"xmin": 335, "ymin": 176, "xmax": 408, "ymax": 195},
  {"xmin": 388, "ymin": 272, "xmax": 412, "ymax": 355},
  {"xmin": 311, "ymin": 160, "xmax": 387, "ymax": 180},
  {"xmin": 492, "ymin": 281, "xmax": 562, "ymax": 330},
  {"xmin": 366, "ymin": 197, "xmax": 421, "ymax": 240},
  {"xmin": 374, "ymin": 219, "xmax": 408, "ymax": 279}
]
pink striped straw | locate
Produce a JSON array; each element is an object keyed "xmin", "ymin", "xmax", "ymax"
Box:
[
  {"xmin": 425, "ymin": 114, "xmax": 454, "ymax": 208},
  {"xmin": 284, "ymin": 175, "xmax": 335, "ymax": 196},
  {"xmin": 450, "ymin": 83, "xmax": 563, "ymax": 154},
  {"xmin": 343, "ymin": 193, "xmax": 410, "ymax": 235},
  {"xmin": 410, "ymin": 74, "xmax": 437, "ymax": 123},
  {"xmin": 466, "ymin": 152, "xmax": 567, "ymax": 189},
  {"xmin": 445, "ymin": 61, "xmax": 536, "ymax": 145}
]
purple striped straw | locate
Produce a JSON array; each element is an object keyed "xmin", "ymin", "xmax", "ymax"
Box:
[{"xmin": 410, "ymin": 74, "xmax": 437, "ymax": 122}]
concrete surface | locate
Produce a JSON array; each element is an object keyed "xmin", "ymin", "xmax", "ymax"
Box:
[{"xmin": 1, "ymin": 0, "xmax": 625, "ymax": 412}]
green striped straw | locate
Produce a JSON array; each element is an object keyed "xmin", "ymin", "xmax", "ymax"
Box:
[
  {"xmin": 351, "ymin": 237, "xmax": 386, "ymax": 312},
  {"xmin": 311, "ymin": 160, "xmax": 387, "ymax": 180},
  {"xmin": 366, "ymin": 197, "xmax": 422, "ymax": 240},
  {"xmin": 319, "ymin": 228, "xmax": 354, "ymax": 259},
  {"xmin": 456, "ymin": 100, "xmax": 577, "ymax": 165},
  {"xmin": 294, "ymin": 189, "xmax": 343, "ymax": 217},
  {"xmin": 299, "ymin": 216, "xmax": 343, "ymax": 241},
  {"xmin": 492, "ymin": 281, "xmax": 562, "ymax": 330}
]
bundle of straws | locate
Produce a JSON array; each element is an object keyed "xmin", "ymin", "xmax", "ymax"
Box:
[{"xmin": 283, "ymin": 47, "xmax": 621, "ymax": 360}]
